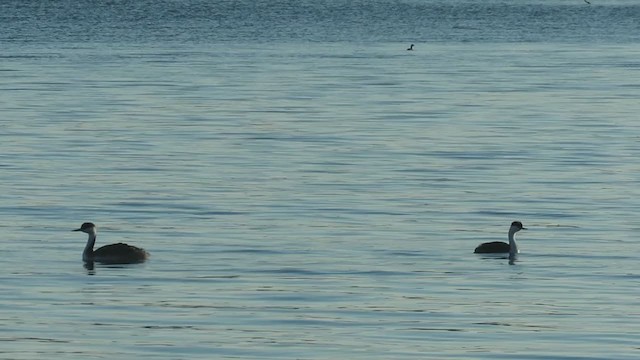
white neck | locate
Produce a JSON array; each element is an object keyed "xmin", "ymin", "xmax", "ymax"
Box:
[
  {"xmin": 82, "ymin": 229, "xmax": 97, "ymax": 262},
  {"xmin": 508, "ymin": 228, "xmax": 518, "ymax": 256}
]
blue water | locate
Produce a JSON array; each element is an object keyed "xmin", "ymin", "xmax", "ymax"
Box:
[{"xmin": 2, "ymin": 1, "xmax": 640, "ymax": 359}]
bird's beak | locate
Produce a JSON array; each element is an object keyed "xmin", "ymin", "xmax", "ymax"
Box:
[
  {"xmin": 73, "ymin": 228, "xmax": 82, "ymax": 232},
  {"xmin": 522, "ymin": 227, "xmax": 528, "ymax": 230}
]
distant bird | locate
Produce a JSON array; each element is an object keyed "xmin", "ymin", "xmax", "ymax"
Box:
[
  {"xmin": 584, "ymin": 0, "xmax": 590, "ymax": 4},
  {"xmin": 474, "ymin": 221, "xmax": 527, "ymax": 257},
  {"xmin": 407, "ymin": 44, "xmax": 414, "ymax": 51},
  {"xmin": 74, "ymin": 222, "xmax": 148, "ymax": 264}
]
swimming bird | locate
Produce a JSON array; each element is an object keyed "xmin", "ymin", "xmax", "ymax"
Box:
[
  {"xmin": 474, "ymin": 221, "xmax": 526, "ymax": 256},
  {"xmin": 74, "ymin": 222, "xmax": 148, "ymax": 264},
  {"xmin": 407, "ymin": 44, "xmax": 414, "ymax": 51}
]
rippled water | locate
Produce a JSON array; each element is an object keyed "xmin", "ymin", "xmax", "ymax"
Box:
[{"xmin": 1, "ymin": 1, "xmax": 640, "ymax": 359}]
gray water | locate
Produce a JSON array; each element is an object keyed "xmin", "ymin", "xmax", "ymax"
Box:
[{"xmin": 2, "ymin": 1, "xmax": 640, "ymax": 359}]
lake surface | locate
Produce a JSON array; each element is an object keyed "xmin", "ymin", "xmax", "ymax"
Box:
[{"xmin": 1, "ymin": 0, "xmax": 640, "ymax": 359}]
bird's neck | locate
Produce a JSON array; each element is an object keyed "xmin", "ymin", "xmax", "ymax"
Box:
[
  {"xmin": 83, "ymin": 231, "xmax": 97, "ymax": 261},
  {"xmin": 508, "ymin": 230, "xmax": 518, "ymax": 255}
]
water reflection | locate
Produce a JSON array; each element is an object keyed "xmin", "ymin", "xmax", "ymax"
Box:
[
  {"xmin": 84, "ymin": 261, "xmax": 95, "ymax": 274},
  {"xmin": 476, "ymin": 253, "xmax": 518, "ymax": 265},
  {"xmin": 83, "ymin": 261, "xmax": 144, "ymax": 275}
]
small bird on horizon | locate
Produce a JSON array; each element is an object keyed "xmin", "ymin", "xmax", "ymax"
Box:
[{"xmin": 407, "ymin": 44, "xmax": 414, "ymax": 51}]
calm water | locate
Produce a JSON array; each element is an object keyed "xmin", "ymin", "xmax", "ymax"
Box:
[{"xmin": 2, "ymin": 0, "xmax": 640, "ymax": 359}]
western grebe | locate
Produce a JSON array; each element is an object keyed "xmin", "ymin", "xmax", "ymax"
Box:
[
  {"xmin": 474, "ymin": 221, "xmax": 526, "ymax": 256},
  {"xmin": 407, "ymin": 44, "xmax": 414, "ymax": 51},
  {"xmin": 74, "ymin": 222, "xmax": 148, "ymax": 264}
]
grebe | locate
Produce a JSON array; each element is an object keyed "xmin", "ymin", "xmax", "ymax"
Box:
[
  {"xmin": 74, "ymin": 222, "xmax": 148, "ymax": 264},
  {"xmin": 407, "ymin": 44, "xmax": 414, "ymax": 51},
  {"xmin": 474, "ymin": 221, "xmax": 526, "ymax": 256}
]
